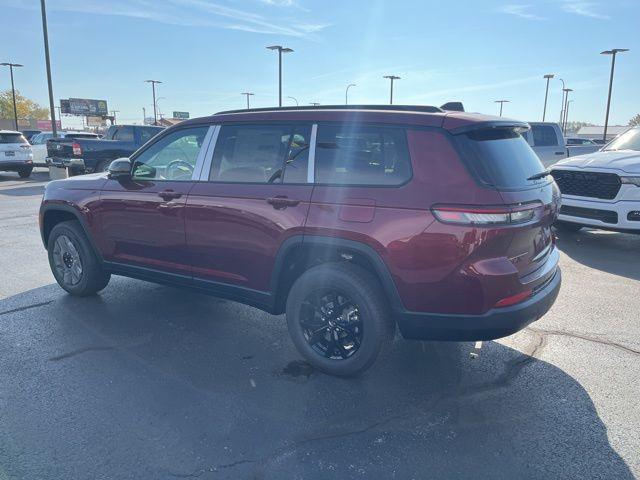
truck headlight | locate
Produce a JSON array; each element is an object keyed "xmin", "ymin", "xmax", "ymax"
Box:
[{"xmin": 621, "ymin": 176, "xmax": 640, "ymax": 187}]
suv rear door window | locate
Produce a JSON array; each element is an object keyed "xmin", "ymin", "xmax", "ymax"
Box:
[
  {"xmin": 314, "ymin": 125, "xmax": 411, "ymax": 185},
  {"xmin": 531, "ymin": 125, "xmax": 559, "ymax": 146},
  {"xmin": 0, "ymin": 133, "xmax": 27, "ymax": 144},
  {"xmin": 456, "ymin": 128, "xmax": 545, "ymax": 189},
  {"xmin": 209, "ymin": 124, "xmax": 311, "ymax": 184}
]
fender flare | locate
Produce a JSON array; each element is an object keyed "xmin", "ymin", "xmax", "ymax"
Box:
[{"xmin": 40, "ymin": 204, "xmax": 104, "ymax": 262}]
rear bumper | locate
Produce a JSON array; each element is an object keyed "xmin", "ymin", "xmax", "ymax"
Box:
[
  {"xmin": 46, "ymin": 157, "xmax": 86, "ymax": 171},
  {"xmin": 0, "ymin": 160, "xmax": 33, "ymax": 171},
  {"xmin": 396, "ymin": 268, "xmax": 561, "ymax": 341}
]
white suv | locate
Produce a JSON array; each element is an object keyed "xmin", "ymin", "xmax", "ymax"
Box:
[
  {"xmin": 0, "ymin": 130, "xmax": 34, "ymax": 178},
  {"xmin": 551, "ymin": 127, "xmax": 640, "ymax": 233}
]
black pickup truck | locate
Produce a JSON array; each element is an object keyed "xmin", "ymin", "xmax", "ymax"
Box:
[{"xmin": 46, "ymin": 124, "xmax": 164, "ymax": 175}]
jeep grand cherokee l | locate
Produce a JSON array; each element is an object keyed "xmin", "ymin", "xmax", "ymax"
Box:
[{"xmin": 39, "ymin": 105, "xmax": 561, "ymax": 376}]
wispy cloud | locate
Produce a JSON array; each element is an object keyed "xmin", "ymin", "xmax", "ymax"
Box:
[
  {"xmin": 498, "ymin": 4, "xmax": 545, "ymax": 20},
  {"xmin": 561, "ymin": 1, "xmax": 610, "ymax": 20},
  {"xmin": 5, "ymin": 0, "xmax": 329, "ymax": 38}
]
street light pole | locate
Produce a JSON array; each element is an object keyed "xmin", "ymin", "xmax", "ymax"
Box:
[
  {"xmin": 144, "ymin": 80, "xmax": 162, "ymax": 125},
  {"xmin": 287, "ymin": 96, "xmax": 298, "ymax": 106},
  {"xmin": 383, "ymin": 75, "xmax": 400, "ymax": 105},
  {"xmin": 345, "ymin": 83, "xmax": 356, "ymax": 105},
  {"xmin": 0, "ymin": 62, "xmax": 23, "ymax": 131},
  {"xmin": 542, "ymin": 73, "xmax": 554, "ymax": 121},
  {"xmin": 565, "ymin": 100, "xmax": 574, "ymax": 132},
  {"xmin": 266, "ymin": 45, "xmax": 293, "ymax": 107},
  {"xmin": 562, "ymin": 88, "xmax": 572, "ymax": 134},
  {"xmin": 241, "ymin": 92, "xmax": 254, "ymax": 109},
  {"xmin": 601, "ymin": 48, "xmax": 629, "ymax": 142},
  {"xmin": 39, "ymin": 0, "xmax": 57, "ymax": 137},
  {"xmin": 309, "ymin": 102, "xmax": 320, "ymax": 106},
  {"xmin": 494, "ymin": 99, "xmax": 510, "ymax": 117},
  {"xmin": 110, "ymin": 110, "xmax": 119, "ymax": 125}
]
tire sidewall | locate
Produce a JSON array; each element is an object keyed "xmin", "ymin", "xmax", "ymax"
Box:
[{"xmin": 286, "ymin": 265, "xmax": 388, "ymax": 376}]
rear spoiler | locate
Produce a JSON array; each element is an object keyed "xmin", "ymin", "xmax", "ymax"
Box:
[
  {"xmin": 449, "ymin": 120, "xmax": 530, "ymax": 135},
  {"xmin": 440, "ymin": 102, "xmax": 465, "ymax": 112}
]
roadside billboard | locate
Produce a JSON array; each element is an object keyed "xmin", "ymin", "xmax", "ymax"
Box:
[
  {"xmin": 36, "ymin": 120, "xmax": 62, "ymax": 130},
  {"xmin": 60, "ymin": 98, "xmax": 109, "ymax": 116}
]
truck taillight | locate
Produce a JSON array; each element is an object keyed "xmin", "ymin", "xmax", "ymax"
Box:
[
  {"xmin": 72, "ymin": 142, "xmax": 82, "ymax": 156},
  {"xmin": 432, "ymin": 203, "xmax": 539, "ymax": 226}
]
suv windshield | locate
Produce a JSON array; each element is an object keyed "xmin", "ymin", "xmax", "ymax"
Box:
[
  {"xmin": 455, "ymin": 127, "xmax": 545, "ymax": 189},
  {"xmin": 603, "ymin": 128, "xmax": 640, "ymax": 151},
  {"xmin": 0, "ymin": 133, "xmax": 28, "ymax": 144}
]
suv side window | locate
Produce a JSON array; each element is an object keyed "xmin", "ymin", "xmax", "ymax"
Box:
[
  {"xmin": 113, "ymin": 127, "xmax": 134, "ymax": 142},
  {"xmin": 531, "ymin": 125, "xmax": 559, "ymax": 147},
  {"xmin": 209, "ymin": 124, "xmax": 311, "ymax": 184},
  {"xmin": 132, "ymin": 126, "xmax": 208, "ymax": 181},
  {"xmin": 315, "ymin": 124, "xmax": 411, "ymax": 185}
]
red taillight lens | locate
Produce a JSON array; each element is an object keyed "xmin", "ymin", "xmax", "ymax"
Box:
[
  {"xmin": 432, "ymin": 204, "xmax": 538, "ymax": 226},
  {"xmin": 72, "ymin": 142, "xmax": 82, "ymax": 156},
  {"xmin": 494, "ymin": 289, "xmax": 533, "ymax": 308}
]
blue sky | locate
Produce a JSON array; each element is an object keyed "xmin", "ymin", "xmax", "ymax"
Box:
[{"xmin": 1, "ymin": 0, "xmax": 638, "ymax": 128}]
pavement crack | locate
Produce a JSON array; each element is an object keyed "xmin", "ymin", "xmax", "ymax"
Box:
[
  {"xmin": 0, "ymin": 300, "xmax": 53, "ymax": 317},
  {"xmin": 48, "ymin": 346, "xmax": 116, "ymax": 361},
  {"xmin": 528, "ymin": 327, "xmax": 640, "ymax": 356},
  {"xmin": 168, "ymin": 459, "xmax": 256, "ymax": 478}
]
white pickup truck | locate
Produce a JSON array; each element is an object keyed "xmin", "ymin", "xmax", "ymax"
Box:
[{"xmin": 522, "ymin": 122, "xmax": 601, "ymax": 167}]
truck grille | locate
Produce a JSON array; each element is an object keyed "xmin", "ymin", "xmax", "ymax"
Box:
[
  {"xmin": 560, "ymin": 205, "xmax": 618, "ymax": 224},
  {"xmin": 551, "ymin": 170, "xmax": 621, "ymax": 200}
]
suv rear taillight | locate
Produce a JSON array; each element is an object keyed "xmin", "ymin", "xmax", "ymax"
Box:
[
  {"xmin": 432, "ymin": 204, "xmax": 539, "ymax": 226},
  {"xmin": 72, "ymin": 142, "xmax": 82, "ymax": 156}
]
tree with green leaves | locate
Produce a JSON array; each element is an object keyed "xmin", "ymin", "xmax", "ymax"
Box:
[
  {"xmin": 630, "ymin": 114, "xmax": 640, "ymax": 127},
  {"xmin": 0, "ymin": 90, "xmax": 50, "ymax": 121}
]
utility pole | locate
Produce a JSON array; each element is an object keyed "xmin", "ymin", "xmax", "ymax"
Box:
[
  {"xmin": 241, "ymin": 92, "xmax": 254, "ymax": 109},
  {"xmin": 542, "ymin": 73, "xmax": 554, "ymax": 121},
  {"xmin": 144, "ymin": 80, "xmax": 162, "ymax": 125},
  {"xmin": 110, "ymin": 110, "xmax": 119, "ymax": 124},
  {"xmin": 601, "ymin": 48, "xmax": 629, "ymax": 142},
  {"xmin": 345, "ymin": 83, "xmax": 356, "ymax": 105},
  {"xmin": 39, "ymin": 0, "xmax": 57, "ymax": 137},
  {"xmin": 383, "ymin": 75, "xmax": 401, "ymax": 105},
  {"xmin": 266, "ymin": 45, "xmax": 293, "ymax": 107},
  {"xmin": 0, "ymin": 63, "xmax": 23, "ymax": 130}
]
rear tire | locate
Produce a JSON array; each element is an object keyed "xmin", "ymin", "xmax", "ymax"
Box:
[
  {"xmin": 47, "ymin": 220, "xmax": 110, "ymax": 296},
  {"xmin": 286, "ymin": 263, "xmax": 395, "ymax": 377},
  {"xmin": 555, "ymin": 221, "xmax": 582, "ymax": 232},
  {"xmin": 96, "ymin": 160, "xmax": 111, "ymax": 173},
  {"xmin": 18, "ymin": 167, "xmax": 32, "ymax": 178}
]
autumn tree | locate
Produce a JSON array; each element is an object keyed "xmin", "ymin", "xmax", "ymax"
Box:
[
  {"xmin": 630, "ymin": 114, "xmax": 640, "ymax": 127},
  {"xmin": 0, "ymin": 90, "xmax": 50, "ymax": 120}
]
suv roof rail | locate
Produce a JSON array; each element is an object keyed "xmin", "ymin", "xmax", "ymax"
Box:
[{"xmin": 215, "ymin": 104, "xmax": 444, "ymax": 115}]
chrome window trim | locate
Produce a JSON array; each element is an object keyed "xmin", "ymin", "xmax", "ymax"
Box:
[
  {"xmin": 196, "ymin": 125, "xmax": 221, "ymax": 181},
  {"xmin": 307, "ymin": 123, "xmax": 317, "ymax": 183}
]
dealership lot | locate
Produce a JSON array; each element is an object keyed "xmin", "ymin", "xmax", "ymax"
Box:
[{"xmin": 1, "ymin": 170, "xmax": 639, "ymax": 479}]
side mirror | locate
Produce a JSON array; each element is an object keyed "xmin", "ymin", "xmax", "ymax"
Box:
[{"xmin": 108, "ymin": 158, "xmax": 131, "ymax": 178}]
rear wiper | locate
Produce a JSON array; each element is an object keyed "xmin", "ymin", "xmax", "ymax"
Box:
[{"xmin": 527, "ymin": 170, "xmax": 551, "ymax": 181}]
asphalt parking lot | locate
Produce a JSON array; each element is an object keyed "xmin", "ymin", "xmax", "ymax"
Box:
[{"xmin": 1, "ymin": 169, "xmax": 639, "ymax": 479}]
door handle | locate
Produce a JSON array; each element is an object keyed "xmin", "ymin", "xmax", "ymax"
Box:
[
  {"xmin": 555, "ymin": 151, "xmax": 566, "ymax": 155},
  {"xmin": 266, "ymin": 196, "xmax": 300, "ymax": 209},
  {"xmin": 158, "ymin": 190, "xmax": 182, "ymax": 201}
]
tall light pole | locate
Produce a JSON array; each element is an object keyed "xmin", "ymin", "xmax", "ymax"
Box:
[
  {"xmin": 110, "ymin": 110, "xmax": 119, "ymax": 125},
  {"xmin": 309, "ymin": 102, "xmax": 320, "ymax": 106},
  {"xmin": 565, "ymin": 100, "xmax": 574, "ymax": 133},
  {"xmin": 562, "ymin": 88, "xmax": 572, "ymax": 134},
  {"xmin": 383, "ymin": 75, "xmax": 400, "ymax": 105},
  {"xmin": 558, "ymin": 78, "xmax": 566, "ymax": 124},
  {"xmin": 542, "ymin": 73, "xmax": 554, "ymax": 121},
  {"xmin": 0, "ymin": 63, "xmax": 23, "ymax": 130},
  {"xmin": 345, "ymin": 83, "xmax": 356, "ymax": 105},
  {"xmin": 39, "ymin": 0, "xmax": 57, "ymax": 137},
  {"xmin": 241, "ymin": 92, "xmax": 254, "ymax": 109},
  {"xmin": 266, "ymin": 45, "xmax": 293, "ymax": 107},
  {"xmin": 601, "ymin": 48, "xmax": 629, "ymax": 142},
  {"xmin": 144, "ymin": 80, "xmax": 162, "ymax": 125},
  {"xmin": 287, "ymin": 96, "xmax": 298, "ymax": 106},
  {"xmin": 494, "ymin": 99, "xmax": 510, "ymax": 117}
]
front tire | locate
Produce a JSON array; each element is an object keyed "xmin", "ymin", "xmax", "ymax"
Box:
[
  {"xmin": 18, "ymin": 167, "xmax": 32, "ymax": 178},
  {"xmin": 47, "ymin": 220, "xmax": 110, "ymax": 296},
  {"xmin": 286, "ymin": 263, "xmax": 395, "ymax": 376}
]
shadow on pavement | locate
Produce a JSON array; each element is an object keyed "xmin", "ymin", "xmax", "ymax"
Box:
[
  {"xmin": 555, "ymin": 227, "xmax": 640, "ymax": 281},
  {"xmin": 0, "ymin": 279, "xmax": 634, "ymax": 479}
]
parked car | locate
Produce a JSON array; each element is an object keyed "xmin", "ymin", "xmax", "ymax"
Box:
[
  {"xmin": 39, "ymin": 105, "xmax": 561, "ymax": 376},
  {"xmin": 522, "ymin": 123, "xmax": 600, "ymax": 167},
  {"xmin": 46, "ymin": 124, "xmax": 164, "ymax": 175},
  {"xmin": 31, "ymin": 131, "xmax": 99, "ymax": 166},
  {"xmin": 0, "ymin": 130, "xmax": 33, "ymax": 178},
  {"xmin": 566, "ymin": 137, "xmax": 599, "ymax": 147},
  {"xmin": 21, "ymin": 129, "xmax": 41, "ymax": 142},
  {"xmin": 552, "ymin": 126, "xmax": 640, "ymax": 233}
]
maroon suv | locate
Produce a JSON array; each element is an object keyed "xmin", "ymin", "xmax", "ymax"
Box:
[{"xmin": 40, "ymin": 105, "xmax": 561, "ymax": 376}]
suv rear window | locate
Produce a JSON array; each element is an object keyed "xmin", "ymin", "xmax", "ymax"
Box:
[
  {"xmin": 0, "ymin": 133, "xmax": 28, "ymax": 144},
  {"xmin": 315, "ymin": 125, "xmax": 411, "ymax": 185},
  {"xmin": 456, "ymin": 128, "xmax": 545, "ymax": 189}
]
